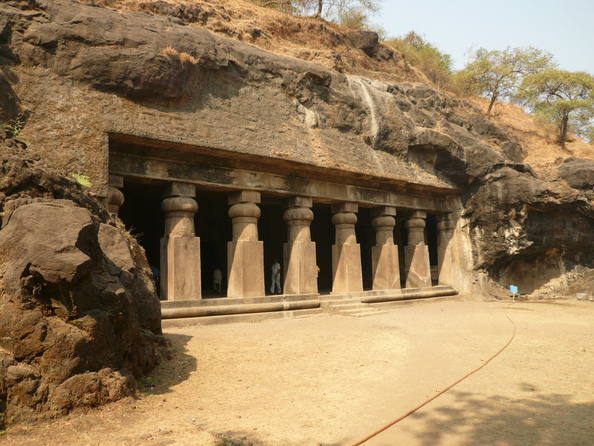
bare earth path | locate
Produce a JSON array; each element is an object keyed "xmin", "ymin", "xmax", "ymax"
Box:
[{"xmin": 2, "ymin": 299, "xmax": 593, "ymax": 446}]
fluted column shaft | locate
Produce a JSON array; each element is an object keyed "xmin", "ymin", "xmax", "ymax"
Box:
[
  {"xmin": 227, "ymin": 191, "xmax": 265, "ymax": 298},
  {"xmin": 331, "ymin": 202, "xmax": 363, "ymax": 293},
  {"xmin": 160, "ymin": 182, "xmax": 201, "ymax": 301},
  {"xmin": 283, "ymin": 197, "xmax": 317, "ymax": 295},
  {"xmin": 404, "ymin": 210, "xmax": 432, "ymax": 288},
  {"xmin": 371, "ymin": 206, "xmax": 400, "ymax": 290},
  {"xmin": 437, "ymin": 214, "xmax": 456, "ymax": 287}
]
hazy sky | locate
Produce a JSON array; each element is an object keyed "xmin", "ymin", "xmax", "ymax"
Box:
[{"xmin": 373, "ymin": 0, "xmax": 594, "ymax": 73}]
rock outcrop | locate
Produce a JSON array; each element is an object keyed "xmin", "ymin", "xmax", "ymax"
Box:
[
  {"xmin": 0, "ymin": 144, "xmax": 165, "ymax": 428},
  {"xmin": 1, "ymin": 0, "xmax": 591, "ymax": 297}
]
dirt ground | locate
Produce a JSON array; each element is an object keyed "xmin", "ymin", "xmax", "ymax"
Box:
[{"xmin": 2, "ymin": 298, "xmax": 593, "ymax": 446}]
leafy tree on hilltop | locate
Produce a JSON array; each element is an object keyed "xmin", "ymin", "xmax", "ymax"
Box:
[
  {"xmin": 517, "ymin": 69, "xmax": 594, "ymax": 147},
  {"xmin": 455, "ymin": 47, "xmax": 554, "ymax": 114}
]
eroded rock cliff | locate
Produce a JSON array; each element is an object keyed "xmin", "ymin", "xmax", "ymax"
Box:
[
  {"xmin": 1, "ymin": 0, "xmax": 592, "ymax": 292},
  {"xmin": 0, "ymin": 142, "xmax": 165, "ymax": 428}
]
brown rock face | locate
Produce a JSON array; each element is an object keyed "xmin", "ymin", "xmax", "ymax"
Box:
[
  {"xmin": 558, "ymin": 158, "xmax": 594, "ymax": 190},
  {"xmin": 0, "ymin": 146, "xmax": 164, "ymax": 428},
  {"xmin": 1, "ymin": 0, "xmax": 593, "ymax": 297}
]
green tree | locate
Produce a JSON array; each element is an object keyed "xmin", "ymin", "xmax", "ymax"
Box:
[
  {"xmin": 517, "ymin": 69, "xmax": 594, "ymax": 147},
  {"xmin": 455, "ymin": 47, "xmax": 554, "ymax": 114},
  {"xmin": 384, "ymin": 32, "xmax": 453, "ymax": 88}
]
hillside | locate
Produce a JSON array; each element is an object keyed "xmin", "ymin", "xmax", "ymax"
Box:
[
  {"xmin": 85, "ymin": 0, "xmax": 593, "ymax": 169},
  {"xmin": 470, "ymin": 98, "xmax": 594, "ymax": 172},
  {"xmin": 81, "ymin": 0, "xmax": 425, "ymax": 82}
]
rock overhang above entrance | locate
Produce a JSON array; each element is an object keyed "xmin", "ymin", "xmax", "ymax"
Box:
[{"xmin": 108, "ymin": 133, "xmax": 460, "ymax": 213}]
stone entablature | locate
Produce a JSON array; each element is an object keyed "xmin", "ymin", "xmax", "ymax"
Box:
[{"xmin": 109, "ymin": 135, "xmax": 458, "ymax": 214}]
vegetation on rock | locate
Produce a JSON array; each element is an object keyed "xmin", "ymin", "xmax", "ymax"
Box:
[
  {"xmin": 517, "ymin": 69, "xmax": 594, "ymax": 147},
  {"xmin": 454, "ymin": 47, "xmax": 555, "ymax": 114},
  {"xmin": 384, "ymin": 32, "xmax": 453, "ymax": 89}
]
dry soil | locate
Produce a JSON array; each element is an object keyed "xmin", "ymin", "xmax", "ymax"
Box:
[{"xmin": 2, "ymin": 299, "xmax": 593, "ymax": 446}]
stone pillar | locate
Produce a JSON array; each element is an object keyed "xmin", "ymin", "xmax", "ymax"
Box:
[
  {"xmin": 331, "ymin": 202, "xmax": 363, "ymax": 293},
  {"xmin": 283, "ymin": 197, "xmax": 317, "ymax": 295},
  {"xmin": 107, "ymin": 175, "xmax": 124, "ymax": 216},
  {"xmin": 371, "ymin": 206, "xmax": 401, "ymax": 290},
  {"xmin": 227, "ymin": 190, "xmax": 265, "ymax": 298},
  {"xmin": 437, "ymin": 213, "xmax": 455, "ymax": 287},
  {"xmin": 160, "ymin": 182, "xmax": 201, "ymax": 301},
  {"xmin": 405, "ymin": 211, "xmax": 432, "ymax": 288}
]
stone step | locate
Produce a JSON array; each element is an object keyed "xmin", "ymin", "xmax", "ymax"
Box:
[
  {"xmin": 161, "ymin": 293, "xmax": 319, "ymax": 309},
  {"xmin": 161, "ymin": 299, "xmax": 320, "ymax": 319},
  {"xmin": 338, "ymin": 308, "xmax": 387, "ymax": 317},
  {"xmin": 162, "ymin": 307, "xmax": 324, "ymax": 328},
  {"xmin": 366, "ymin": 294, "xmax": 455, "ymax": 309}
]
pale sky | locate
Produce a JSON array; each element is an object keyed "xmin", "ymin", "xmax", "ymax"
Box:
[{"xmin": 373, "ymin": 0, "xmax": 594, "ymax": 73}]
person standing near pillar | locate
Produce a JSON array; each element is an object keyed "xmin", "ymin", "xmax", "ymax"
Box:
[{"xmin": 270, "ymin": 260, "xmax": 282, "ymax": 294}]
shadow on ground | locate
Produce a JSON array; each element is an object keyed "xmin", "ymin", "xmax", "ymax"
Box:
[
  {"xmin": 404, "ymin": 386, "xmax": 594, "ymax": 446},
  {"xmin": 139, "ymin": 333, "xmax": 197, "ymax": 395}
]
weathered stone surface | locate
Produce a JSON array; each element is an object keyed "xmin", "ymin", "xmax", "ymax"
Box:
[
  {"xmin": 464, "ymin": 166, "xmax": 594, "ymax": 293},
  {"xmin": 0, "ymin": 145, "xmax": 165, "ymax": 428},
  {"xmin": 0, "ymin": 0, "xmax": 592, "ymax": 300},
  {"xmin": 558, "ymin": 158, "xmax": 594, "ymax": 189}
]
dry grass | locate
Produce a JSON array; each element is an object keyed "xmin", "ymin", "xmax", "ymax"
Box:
[
  {"xmin": 161, "ymin": 45, "xmax": 199, "ymax": 64},
  {"xmin": 80, "ymin": 0, "xmax": 422, "ymax": 83},
  {"xmin": 469, "ymin": 97, "xmax": 594, "ymax": 173}
]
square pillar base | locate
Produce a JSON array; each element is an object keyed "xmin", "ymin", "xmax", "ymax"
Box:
[
  {"xmin": 405, "ymin": 243, "xmax": 432, "ymax": 288},
  {"xmin": 332, "ymin": 243, "xmax": 363, "ymax": 293},
  {"xmin": 283, "ymin": 240, "xmax": 318, "ymax": 295},
  {"xmin": 160, "ymin": 236, "xmax": 201, "ymax": 301},
  {"xmin": 372, "ymin": 244, "xmax": 401, "ymax": 290},
  {"xmin": 227, "ymin": 240, "xmax": 265, "ymax": 298},
  {"xmin": 438, "ymin": 242, "xmax": 456, "ymax": 287}
]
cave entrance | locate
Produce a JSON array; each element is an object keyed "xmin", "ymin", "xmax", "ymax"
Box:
[
  {"xmin": 196, "ymin": 190, "xmax": 231, "ymax": 298},
  {"xmin": 259, "ymin": 197, "xmax": 286, "ymax": 295},
  {"xmin": 119, "ymin": 179, "xmax": 165, "ymax": 295},
  {"xmin": 312, "ymin": 203, "xmax": 333, "ymax": 294}
]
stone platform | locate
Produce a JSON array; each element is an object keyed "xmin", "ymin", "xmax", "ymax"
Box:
[{"xmin": 160, "ymin": 286, "xmax": 457, "ymax": 327}]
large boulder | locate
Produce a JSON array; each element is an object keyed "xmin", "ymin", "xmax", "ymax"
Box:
[
  {"xmin": 558, "ymin": 157, "xmax": 594, "ymax": 189},
  {"xmin": 0, "ymin": 145, "xmax": 164, "ymax": 428}
]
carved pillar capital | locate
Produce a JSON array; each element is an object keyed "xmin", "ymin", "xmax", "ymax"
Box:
[
  {"xmin": 371, "ymin": 206, "xmax": 396, "ymax": 246},
  {"xmin": 162, "ymin": 195, "xmax": 198, "ymax": 237},
  {"xmin": 406, "ymin": 211, "xmax": 426, "ymax": 246},
  {"xmin": 107, "ymin": 175, "xmax": 125, "ymax": 216},
  {"xmin": 107, "ymin": 186, "xmax": 124, "ymax": 216},
  {"xmin": 437, "ymin": 214, "xmax": 455, "ymax": 233},
  {"xmin": 228, "ymin": 192, "xmax": 261, "ymax": 242},
  {"xmin": 283, "ymin": 198, "xmax": 314, "ymax": 243},
  {"xmin": 331, "ymin": 202, "xmax": 358, "ymax": 246}
]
